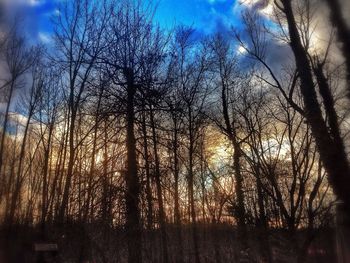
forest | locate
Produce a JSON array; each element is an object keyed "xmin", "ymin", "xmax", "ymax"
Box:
[{"xmin": 0, "ymin": 0, "xmax": 350, "ymax": 262}]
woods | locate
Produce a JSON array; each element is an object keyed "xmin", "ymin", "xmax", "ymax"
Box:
[{"xmin": 0, "ymin": 0, "xmax": 349, "ymax": 262}]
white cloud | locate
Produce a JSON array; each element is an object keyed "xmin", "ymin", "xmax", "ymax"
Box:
[
  {"xmin": 38, "ymin": 32, "xmax": 51, "ymax": 43},
  {"xmin": 233, "ymin": 0, "xmax": 274, "ymax": 18},
  {"xmin": 53, "ymin": 8, "xmax": 60, "ymax": 16},
  {"xmin": 207, "ymin": 0, "xmax": 226, "ymax": 5},
  {"xmin": 28, "ymin": 0, "xmax": 43, "ymax": 6}
]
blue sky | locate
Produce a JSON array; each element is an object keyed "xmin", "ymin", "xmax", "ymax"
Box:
[
  {"xmin": 1, "ymin": 0, "xmax": 247, "ymax": 43},
  {"xmin": 154, "ymin": 0, "xmax": 241, "ymax": 32}
]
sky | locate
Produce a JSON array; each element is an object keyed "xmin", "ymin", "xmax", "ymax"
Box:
[
  {"xmin": 0, "ymin": 0, "xmax": 253, "ymax": 44},
  {"xmin": 1, "ymin": 0, "xmax": 350, "ymax": 119},
  {"xmin": 1, "ymin": 0, "xmax": 350, "ymax": 56},
  {"xmin": 154, "ymin": 0, "xmax": 242, "ymax": 32},
  {"xmin": 0, "ymin": 0, "xmax": 251, "ymax": 111},
  {"xmin": 3, "ymin": 0, "xmax": 349, "ymax": 83}
]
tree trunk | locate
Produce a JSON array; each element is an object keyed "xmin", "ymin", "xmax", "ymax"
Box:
[
  {"xmin": 233, "ymin": 141, "xmax": 247, "ymax": 240},
  {"xmin": 149, "ymin": 105, "xmax": 169, "ymax": 263},
  {"xmin": 172, "ymin": 113, "xmax": 184, "ymax": 263},
  {"xmin": 6, "ymin": 105, "xmax": 33, "ymax": 225},
  {"xmin": 141, "ymin": 106, "xmax": 153, "ymax": 230},
  {"xmin": 101, "ymin": 120, "xmax": 109, "ymax": 223},
  {"xmin": 188, "ymin": 107, "xmax": 201, "ymax": 263},
  {"xmin": 41, "ymin": 121, "xmax": 54, "ymax": 232},
  {"xmin": 84, "ymin": 87, "xmax": 103, "ymax": 223},
  {"xmin": 57, "ymin": 104, "xmax": 76, "ymax": 223},
  {"xmin": 313, "ymin": 62, "xmax": 341, "ymax": 141},
  {"xmin": 125, "ymin": 70, "xmax": 142, "ymax": 263},
  {"xmin": 256, "ymin": 169, "xmax": 272, "ymax": 263},
  {"xmin": 0, "ymin": 81, "xmax": 15, "ymax": 188},
  {"xmin": 220, "ymin": 76, "xmax": 247, "ymax": 244}
]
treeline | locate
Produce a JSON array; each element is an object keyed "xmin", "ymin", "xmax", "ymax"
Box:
[{"xmin": 0, "ymin": 0, "xmax": 349, "ymax": 262}]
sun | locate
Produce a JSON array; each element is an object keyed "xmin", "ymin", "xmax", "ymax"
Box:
[{"xmin": 237, "ymin": 45, "xmax": 247, "ymax": 55}]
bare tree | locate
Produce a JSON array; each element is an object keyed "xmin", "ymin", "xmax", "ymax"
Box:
[
  {"xmin": 103, "ymin": 2, "xmax": 166, "ymax": 262},
  {"xmin": 276, "ymin": 0, "xmax": 350, "ymax": 216},
  {"xmin": 0, "ymin": 30, "xmax": 34, "ymax": 202},
  {"xmin": 209, "ymin": 33, "xmax": 248, "ymax": 248},
  {"xmin": 52, "ymin": 0, "xmax": 109, "ymax": 223},
  {"xmin": 5, "ymin": 48, "xmax": 42, "ymax": 225}
]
